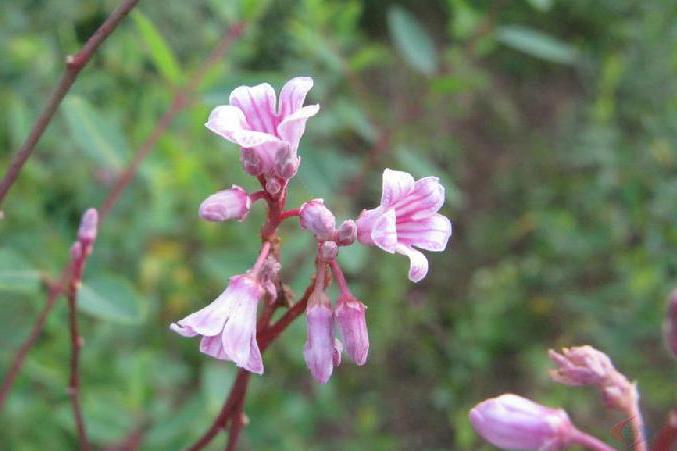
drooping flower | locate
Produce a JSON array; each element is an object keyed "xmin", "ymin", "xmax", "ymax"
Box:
[
  {"xmin": 469, "ymin": 394, "xmax": 575, "ymax": 450},
  {"xmin": 199, "ymin": 185, "xmax": 251, "ymax": 222},
  {"xmin": 335, "ymin": 293, "xmax": 368, "ymax": 365},
  {"xmin": 356, "ymin": 169, "xmax": 452, "ymax": 282},
  {"xmin": 205, "ymin": 77, "xmax": 319, "ymax": 182},
  {"xmin": 304, "ymin": 289, "xmax": 341, "ymax": 383},
  {"xmin": 170, "ymin": 275, "xmax": 264, "ymax": 374}
]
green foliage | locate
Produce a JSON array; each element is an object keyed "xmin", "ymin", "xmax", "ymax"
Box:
[{"xmin": 1, "ymin": 0, "xmax": 676, "ymax": 449}]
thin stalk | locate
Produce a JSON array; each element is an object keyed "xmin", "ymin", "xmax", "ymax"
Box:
[{"xmin": 0, "ymin": 0, "xmax": 140, "ymax": 207}]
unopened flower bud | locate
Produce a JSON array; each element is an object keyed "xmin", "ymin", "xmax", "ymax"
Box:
[
  {"xmin": 469, "ymin": 394, "xmax": 575, "ymax": 450},
  {"xmin": 299, "ymin": 199, "xmax": 336, "ymax": 241},
  {"xmin": 77, "ymin": 208, "xmax": 98, "ymax": 243},
  {"xmin": 265, "ymin": 177, "xmax": 282, "ymax": 196},
  {"xmin": 665, "ymin": 289, "xmax": 677, "ymax": 359},
  {"xmin": 319, "ymin": 241, "xmax": 338, "ymax": 261},
  {"xmin": 199, "ymin": 185, "xmax": 251, "ymax": 222},
  {"xmin": 70, "ymin": 242, "xmax": 83, "ymax": 261},
  {"xmin": 241, "ymin": 148, "xmax": 263, "ymax": 176},
  {"xmin": 274, "ymin": 146, "xmax": 300, "ymax": 179},
  {"xmin": 335, "ymin": 220, "xmax": 357, "ymax": 246},
  {"xmin": 335, "ymin": 294, "xmax": 368, "ymax": 365},
  {"xmin": 549, "ymin": 345, "xmax": 634, "ymax": 411},
  {"xmin": 304, "ymin": 292, "xmax": 341, "ymax": 384}
]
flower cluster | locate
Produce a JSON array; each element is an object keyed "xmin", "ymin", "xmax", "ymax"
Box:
[{"xmin": 171, "ymin": 77, "xmax": 453, "ymax": 382}]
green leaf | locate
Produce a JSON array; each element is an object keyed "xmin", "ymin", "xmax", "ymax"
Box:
[
  {"xmin": 78, "ymin": 275, "xmax": 145, "ymax": 324},
  {"xmin": 387, "ymin": 6, "xmax": 438, "ymax": 75},
  {"xmin": 496, "ymin": 25, "xmax": 578, "ymax": 65},
  {"xmin": 132, "ymin": 11, "xmax": 183, "ymax": 85},
  {"xmin": 0, "ymin": 248, "xmax": 41, "ymax": 293},
  {"xmin": 62, "ymin": 96, "xmax": 128, "ymax": 170}
]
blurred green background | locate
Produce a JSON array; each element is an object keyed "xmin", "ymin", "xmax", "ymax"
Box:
[{"xmin": 2, "ymin": 0, "xmax": 677, "ymax": 449}]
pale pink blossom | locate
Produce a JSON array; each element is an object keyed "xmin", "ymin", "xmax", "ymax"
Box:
[
  {"xmin": 170, "ymin": 275, "xmax": 264, "ymax": 374},
  {"xmin": 335, "ymin": 293, "xmax": 368, "ymax": 365},
  {"xmin": 469, "ymin": 394, "xmax": 574, "ymax": 450},
  {"xmin": 356, "ymin": 169, "xmax": 452, "ymax": 282},
  {"xmin": 199, "ymin": 185, "xmax": 251, "ymax": 222},
  {"xmin": 205, "ymin": 77, "xmax": 319, "ymax": 180},
  {"xmin": 304, "ymin": 291, "xmax": 341, "ymax": 383},
  {"xmin": 335, "ymin": 220, "xmax": 357, "ymax": 246},
  {"xmin": 77, "ymin": 208, "xmax": 98, "ymax": 243}
]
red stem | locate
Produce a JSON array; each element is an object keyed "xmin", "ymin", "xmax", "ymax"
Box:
[
  {"xmin": 0, "ymin": 0, "xmax": 140, "ymax": 208},
  {"xmin": 66, "ymin": 240, "xmax": 95, "ymax": 450},
  {"xmin": 225, "ymin": 395, "xmax": 247, "ymax": 451},
  {"xmin": 0, "ymin": 271, "xmax": 68, "ymax": 410},
  {"xmin": 329, "ymin": 259, "xmax": 350, "ymax": 296},
  {"xmin": 651, "ymin": 410, "xmax": 677, "ymax": 451},
  {"xmin": 279, "ymin": 209, "xmax": 300, "ymax": 221},
  {"xmin": 569, "ymin": 428, "xmax": 616, "ymax": 451}
]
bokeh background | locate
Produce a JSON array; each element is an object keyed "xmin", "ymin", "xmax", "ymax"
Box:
[{"xmin": 2, "ymin": 0, "xmax": 677, "ymax": 449}]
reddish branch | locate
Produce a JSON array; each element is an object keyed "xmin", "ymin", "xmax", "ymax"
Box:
[
  {"xmin": 0, "ymin": 270, "xmax": 68, "ymax": 410},
  {"xmin": 652, "ymin": 410, "xmax": 677, "ymax": 451},
  {"xmin": 0, "ymin": 20, "xmax": 245, "ymax": 424},
  {"xmin": 0, "ymin": 0, "xmax": 140, "ymax": 207}
]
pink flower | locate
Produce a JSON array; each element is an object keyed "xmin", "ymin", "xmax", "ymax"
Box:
[
  {"xmin": 548, "ymin": 346, "xmax": 616, "ymax": 386},
  {"xmin": 77, "ymin": 208, "xmax": 98, "ymax": 243},
  {"xmin": 470, "ymin": 394, "xmax": 574, "ymax": 450},
  {"xmin": 303, "ymin": 291, "xmax": 342, "ymax": 384},
  {"xmin": 170, "ymin": 275, "xmax": 264, "ymax": 374},
  {"xmin": 356, "ymin": 169, "xmax": 452, "ymax": 282},
  {"xmin": 205, "ymin": 77, "xmax": 319, "ymax": 179},
  {"xmin": 199, "ymin": 185, "xmax": 251, "ymax": 222},
  {"xmin": 335, "ymin": 294, "xmax": 369, "ymax": 365}
]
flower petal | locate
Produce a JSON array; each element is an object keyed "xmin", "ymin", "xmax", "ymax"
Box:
[
  {"xmin": 381, "ymin": 169, "xmax": 415, "ymax": 207},
  {"xmin": 205, "ymin": 105, "xmax": 282, "ymax": 149},
  {"xmin": 278, "ymin": 76, "xmax": 314, "ymax": 118},
  {"xmin": 393, "ymin": 176, "xmax": 445, "ymax": 220},
  {"xmin": 221, "ymin": 294, "xmax": 259, "ymax": 368},
  {"xmin": 277, "ymin": 104, "xmax": 320, "ymax": 152},
  {"xmin": 229, "ymin": 83, "xmax": 278, "ymax": 134},
  {"xmin": 245, "ymin": 335, "xmax": 264, "ymax": 374},
  {"xmin": 395, "ymin": 244, "xmax": 429, "ymax": 283},
  {"xmin": 200, "ymin": 335, "xmax": 228, "ymax": 359},
  {"xmin": 170, "ymin": 290, "xmax": 233, "ymax": 337},
  {"xmin": 370, "ymin": 208, "xmax": 397, "ymax": 253},
  {"xmin": 396, "ymin": 213, "xmax": 452, "ymax": 252}
]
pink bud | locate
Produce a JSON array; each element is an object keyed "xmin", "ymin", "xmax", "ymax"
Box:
[
  {"xmin": 274, "ymin": 146, "xmax": 300, "ymax": 179},
  {"xmin": 665, "ymin": 289, "xmax": 677, "ymax": 359},
  {"xmin": 549, "ymin": 345, "xmax": 634, "ymax": 411},
  {"xmin": 299, "ymin": 199, "xmax": 336, "ymax": 241},
  {"xmin": 319, "ymin": 241, "xmax": 338, "ymax": 261},
  {"xmin": 77, "ymin": 208, "xmax": 98, "ymax": 243},
  {"xmin": 70, "ymin": 242, "xmax": 83, "ymax": 260},
  {"xmin": 548, "ymin": 346, "xmax": 615, "ymax": 386},
  {"xmin": 241, "ymin": 148, "xmax": 263, "ymax": 176},
  {"xmin": 304, "ymin": 298, "xmax": 341, "ymax": 384},
  {"xmin": 335, "ymin": 220, "xmax": 357, "ymax": 246},
  {"xmin": 199, "ymin": 185, "xmax": 251, "ymax": 222},
  {"xmin": 469, "ymin": 394, "xmax": 574, "ymax": 450},
  {"xmin": 335, "ymin": 294, "xmax": 368, "ymax": 365}
]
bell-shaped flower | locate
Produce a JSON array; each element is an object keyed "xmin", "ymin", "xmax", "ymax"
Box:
[
  {"xmin": 303, "ymin": 290, "xmax": 341, "ymax": 383},
  {"xmin": 469, "ymin": 394, "xmax": 575, "ymax": 450},
  {"xmin": 205, "ymin": 77, "xmax": 319, "ymax": 179},
  {"xmin": 199, "ymin": 185, "xmax": 251, "ymax": 222},
  {"xmin": 170, "ymin": 275, "xmax": 264, "ymax": 374},
  {"xmin": 356, "ymin": 169, "xmax": 452, "ymax": 282},
  {"xmin": 335, "ymin": 293, "xmax": 369, "ymax": 365}
]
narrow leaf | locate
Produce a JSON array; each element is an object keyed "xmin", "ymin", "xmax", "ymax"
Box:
[
  {"xmin": 387, "ymin": 6, "xmax": 438, "ymax": 75},
  {"xmin": 496, "ymin": 25, "xmax": 578, "ymax": 65},
  {"xmin": 132, "ymin": 11, "xmax": 183, "ymax": 85},
  {"xmin": 62, "ymin": 96, "xmax": 128, "ymax": 170}
]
